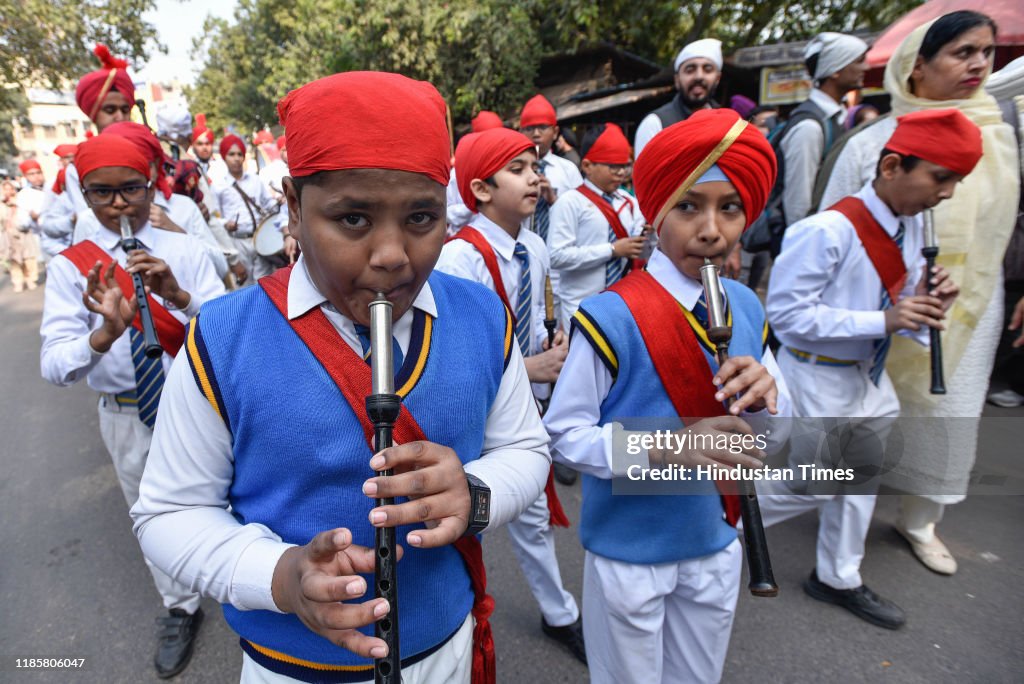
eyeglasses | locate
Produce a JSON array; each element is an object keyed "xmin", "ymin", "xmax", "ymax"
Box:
[
  {"xmin": 521, "ymin": 125, "xmax": 553, "ymax": 135},
  {"xmin": 600, "ymin": 163, "xmax": 632, "ymax": 175},
  {"xmin": 83, "ymin": 182, "xmax": 152, "ymax": 206}
]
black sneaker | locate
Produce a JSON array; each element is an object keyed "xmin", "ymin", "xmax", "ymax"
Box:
[
  {"xmin": 553, "ymin": 462, "xmax": 578, "ymax": 486},
  {"xmin": 803, "ymin": 570, "xmax": 905, "ymax": 630},
  {"xmin": 154, "ymin": 607, "xmax": 204, "ymax": 679},
  {"xmin": 541, "ymin": 617, "xmax": 587, "ymax": 665}
]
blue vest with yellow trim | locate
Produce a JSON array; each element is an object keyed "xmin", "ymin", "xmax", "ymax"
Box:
[
  {"xmin": 572, "ymin": 278, "xmax": 767, "ymax": 564},
  {"xmin": 186, "ymin": 271, "xmax": 511, "ymax": 676}
]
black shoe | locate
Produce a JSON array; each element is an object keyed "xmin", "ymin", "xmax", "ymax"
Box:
[
  {"xmin": 553, "ymin": 462, "xmax": 578, "ymax": 486},
  {"xmin": 154, "ymin": 607, "xmax": 204, "ymax": 679},
  {"xmin": 803, "ymin": 570, "xmax": 905, "ymax": 630},
  {"xmin": 541, "ymin": 617, "xmax": 587, "ymax": 665}
]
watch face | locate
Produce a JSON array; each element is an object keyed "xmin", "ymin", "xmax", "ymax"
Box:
[{"xmin": 473, "ymin": 490, "xmax": 491, "ymax": 524}]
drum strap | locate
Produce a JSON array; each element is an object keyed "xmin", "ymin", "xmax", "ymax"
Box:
[{"xmin": 232, "ymin": 181, "xmax": 260, "ymax": 232}]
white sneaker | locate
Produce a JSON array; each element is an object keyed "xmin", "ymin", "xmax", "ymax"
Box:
[{"xmin": 987, "ymin": 389, "xmax": 1024, "ymax": 408}]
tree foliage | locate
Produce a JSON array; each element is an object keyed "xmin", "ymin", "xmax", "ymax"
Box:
[{"xmin": 188, "ymin": 0, "xmax": 924, "ymax": 131}]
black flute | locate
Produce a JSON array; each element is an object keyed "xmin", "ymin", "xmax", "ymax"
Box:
[
  {"xmin": 922, "ymin": 210, "xmax": 946, "ymax": 394},
  {"xmin": 365, "ymin": 293, "xmax": 401, "ymax": 683},
  {"xmin": 699, "ymin": 259, "xmax": 778, "ymax": 597},
  {"xmin": 134, "ymin": 99, "xmax": 150, "ymax": 129},
  {"xmin": 119, "ymin": 216, "xmax": 162, "ymax": 358}
]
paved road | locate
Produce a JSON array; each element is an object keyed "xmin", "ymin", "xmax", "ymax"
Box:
[{"xmin": 1, "ymin": 280, "xmax": 1021, "ymax": 683}]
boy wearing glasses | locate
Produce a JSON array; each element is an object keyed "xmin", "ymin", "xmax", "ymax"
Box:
[
  {"xmin": 548, "ymin": 123, "xmax": 648, "ymax": 330},
  {"xmin": 40, "ymin": 135, "xmax": 225, "ymax": 679}
]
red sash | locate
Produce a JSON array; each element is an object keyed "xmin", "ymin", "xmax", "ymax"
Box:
[
  {"xmin": 446, "ymin": 227, "xmax": 572, "ymax": 529},
  {"xmin": 608, "ymin": 270, "xmax": 741, "ymax": 526},
  {"xmin": 61, "ymin": 239, "xmax": 187, "ymax": 357},
  {"xmin": 576, "ymin": 184, "xmax": 645, "ymax": 272},
  {"xmin": 829, "ymin": 197, "xmax": 908, "ymax": 303},
  {"xmin": 259, "ymin": 266, "xmax": 495, "ymax": 684}
]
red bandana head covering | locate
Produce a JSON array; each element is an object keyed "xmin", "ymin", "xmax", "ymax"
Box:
[
  {"xmin": 102, "ymin": 122, "xmax": 172, "ymax": 199},
  {"xmin": 74, "ymin": 44, "xmax": 135, "ymax": 123},
  {"xmin": 19, "ymin": 160, "xmax": 41, "ymax": 174},
  {"xmin": 192, "ymin": 113, "xmax": 214, "ymax": 144},
  {"xmin": 633, "ymin": 108, "xmax": 777, "ymax": 233},
  {"xmin": 171, "ymin": 159, "xmax": 204, "ymax": 203},
  {"xmin": 519, "ymin": 95, "xmax": 557, "ymax": 128},
  {"xmin": 884, "ymin": 109, "xmax": 983, "ymax": 177},
  {"xmin": 75, "ymin": 134, "xmax": 151, "ymax": 184},
  {"xmin": 278, "ymin": 71, "xmax": 451, "ymax": 185},
  {"xmin": 583, "ymin": 123, "xmax": 631, "ymax": 165},
  {"xmin": 455, "ymin": 128, "xmax": 535, "ymax": 213},
  {"xmin": 471, "ymin": 111, "xmax": 504, "ymax": 133},
  {"xmin": 53, "ymin": 144, "xmax": 78, "ymax": 158},
  {"xmin": 219, "ymin": 134, "xmax": 246, "ymax": 159},
  {"xmin": 276, "ymin": 135, "xmax": 286, "ymax": 151}
]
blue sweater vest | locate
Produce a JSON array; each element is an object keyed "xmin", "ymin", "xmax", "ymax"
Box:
[
  {"xmin": 189, "ymin": 271, "xmax": 509, "ymax": 672},
  {"xmin": 574, "ymin": 278, "xmax": 767, "ymax": 564}
]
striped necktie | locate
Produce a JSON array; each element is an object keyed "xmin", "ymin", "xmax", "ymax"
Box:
[
  {"xmin": 603, "ymin": 192, "xmax": 625, "ymax": 287},
  {"xmin": 354, "ymin": 324, "xmax": 404, "ymax": 373},
  {"xmin": 868, "ymin": 221, "xmax": 905, "ymax": 385},
  {"xmin": 130, "ymin": 328, "xmax": 164, "ymax": 429},
  {"xmin": 513, "ymin": 242, "xmax": 532, "ymax": 356},
  {"xmin": 534, "ymin": 159, "xmax": 550, "ymax": 241},
  {"xmin": 692, "ymin": 292, "xmax": 710, "ymax": 329}
]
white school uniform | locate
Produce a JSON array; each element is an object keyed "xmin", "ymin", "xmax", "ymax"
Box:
[
  {"xmin": 762, "ymin": 181, "xmax": 929, "ymax": 589},
  {"xmin": 547, "ymin": 179, "xmax": 646, "ymax": 330},
  {"xmin": 435, "ymin": 214, "xmax": 580, "ymax": 628},
  {"xmin": 544, "ymin": 249, "xmax": 791, "ymax": 683},
  {"xmin": 40, "ymin": 222, "xmax": 225, "ymax": 612},
  {"xmin": 214, "ymin": 171, "xmax": 280, "ymax": 282}
]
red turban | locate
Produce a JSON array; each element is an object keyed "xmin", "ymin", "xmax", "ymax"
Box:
[
  {"xmin": 519, "ymin": 95, "xmax": 557, "ymax": 128},
  {"xmin": 192, "ymin": 113, "xmax": 214, "ymax": 144},
  {"xmin": 74, "ymin": 135, "xmax": 151, "ymax": 184},
  {"xmin": 19, "ymin": 160, "xmax": 41, "ymax": 174},
  {"xmin": 455, "ymin": 128, "xmax": 535, "ymax": 213},
  {"xmin": 253, "ymin": 130, "xmax": 274, "ymax": 146},
  {"xmin": 583, "ymin": 123, "xmax": 631, "ymax": 165},
  {"xmin": 633, "ymin": 109, "xmax": 777, "ymax": 233},
  {"xmin": 102, "ymin": 122, "xmax": 172, "ymax": 199},
  {"xmin": 53, "ymin": 144, "xmax": 78, "ymax": 157},
  {"xmin": 278, "ymin": 71, "xmax": 451, "ymax": 185},
  {"xmin": 471, "ymin": 111, "xmax": 504, "ymax": 133},
  {"xmin": 220, "ymin": 134, "xmax": 246, "ymax": 159},
  {"xmin": 74, "ymin": 44, "xmax": 135, "ymax": 123},
  {"xmin": 276, "ymin": 135, "xmax": 286, "ymax": 150},
  {"xmin": 884, "ymin": 109, "xmax": 983, "ymax": 177}
]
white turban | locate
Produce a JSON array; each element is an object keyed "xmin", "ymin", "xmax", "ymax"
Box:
[
  {"xmin": 155, "ymin": 100, "xmax": 193, "ymax": 139},
  {"xmin": 674, "ymin": 38, "xmax": 723, "ymax": 73},
  {"xmin": 804, "ymin": 32, "xmax": 868, "ymax": 81}
]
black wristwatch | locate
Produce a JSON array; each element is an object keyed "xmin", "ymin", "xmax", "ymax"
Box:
[{"xmin": 463, "ymin": 473, "xmax": 491, "ymax": 537}]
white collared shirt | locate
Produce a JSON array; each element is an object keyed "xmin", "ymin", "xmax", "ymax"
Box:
[
  {"xmin": 544, "ymin": 248, "xmax": 791, "ymax": 479},
  {"xmin": 213, "ymin": 172, "xmax": 277, "ymax": 237},
  {"xmin": 767, "ymin": 182, "xmax": 929, "ymax": 361},
  {"xmin": 548, "ymin": 179, "xmax": 646, "ymax": 329},
  {"xmin": 74, "ymin": 194, "xmax": 229, "ymax": 278},
  {"xmin": 40, "ymin": 222, "xmax": 226, "ymax": 393},
  {"xmin": 38, "ymin": 164, "xmax": 86, "ymax": 255},
  {"xmin": 436, "ymin": 213, "xmax": 551, "ymax": 355},
  {"xmin": 131, "ymin": 255, "xmax": 550, "ymax": 612},
  {"xmin": 780, "ymin": 88, "xmax": 846, "ymax": 224},
  {"xmin": 539, "ymin": 150, "xmax": 583, "ymax": 199}
]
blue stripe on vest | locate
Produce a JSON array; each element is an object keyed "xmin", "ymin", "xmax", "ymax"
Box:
[{"xmin": 192, "ymin": 272, "xmax": 508, "ymax": 669}]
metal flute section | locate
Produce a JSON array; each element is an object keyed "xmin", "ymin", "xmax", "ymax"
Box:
[{"xmin": 369, "ymin": 295, "xmax": 395, "ymax": 395}]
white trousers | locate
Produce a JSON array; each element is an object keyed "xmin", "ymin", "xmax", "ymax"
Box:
[
  {"xmin": 897, "ymin": 495, "xmax": 945, "ymax": 544},
  {"xmin": 506, "ymin": 489, "xmax": 579, "ymax": 627},
  {"xmin": 97, "ymin": 397, "xmax": 201, "ymax": 613},
  {"xmin": 583, "ymin": 540, "xmax": 742, "ymax": 684},
  {"xmin": 239, "ymin": 613, "xmax": 473, "ymax": 684},
  {"xmin": 756, "ymin": 352, "xmax": 900, "ymax": 589}
]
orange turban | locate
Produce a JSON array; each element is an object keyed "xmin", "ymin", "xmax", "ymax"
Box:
[
  {"xmin": 471, "ymin": 111, "xmax": 504, "ymax": 133},
  {"xmin": 278, "ymin": 72, "xmax": 451, "ymax": 185},
  {"xmin": 74, "ymin": 44, "xmax": 135, "ymax": 123},
  {"xmin": 53, "ymin": 144, "xmax": 78, "ymax": 157},
  {"xmin": 75, "ymin": 135, "xmax": 151, "ymax": 184},
  {"xmin": 519, "ymin": 95, "xmax": 557, "ymax": 128},
  {"xmin": 633, "ymin": 109, "xmax": 777, "ymax": 233},
  {"xmin": 455, "ymin": 128, "xmax": 535, "ymax": 212},
  {"xmin": 19, "ymin": 160, "xmax": 41, "ymax": 174},
  {"xmin": 582, "ymin": 123, "xmax": 631, "ymax": 165},
  {"xmin": 884, "ymin": 109, "xmax": 983, "ymax": 177}
]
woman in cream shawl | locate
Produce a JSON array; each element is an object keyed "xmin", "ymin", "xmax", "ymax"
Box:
[{"xmin": 818, "ymin": 11, "xmax": 1020, "ymax": 575}]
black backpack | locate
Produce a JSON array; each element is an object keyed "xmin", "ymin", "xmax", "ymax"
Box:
[{"xmin": 741, "ymin": 99, "xmax": 841, "ymax": 255}]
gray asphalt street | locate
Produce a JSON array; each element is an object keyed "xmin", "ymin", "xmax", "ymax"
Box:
[{"xmin": 2, "ymin": 281, "xmax": 1021, "ymax": 683}]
